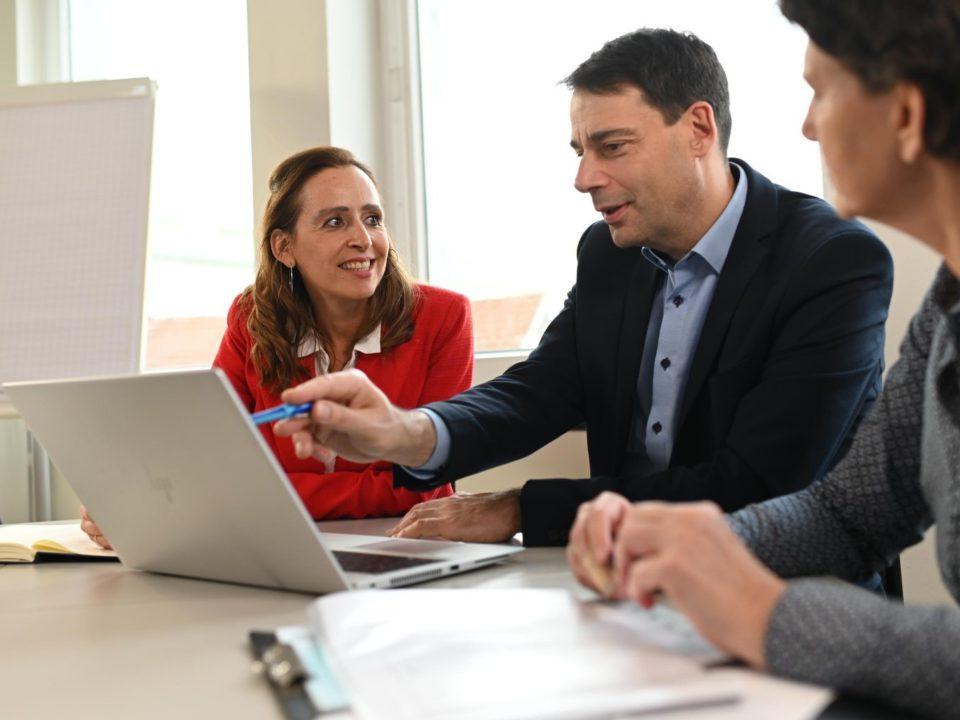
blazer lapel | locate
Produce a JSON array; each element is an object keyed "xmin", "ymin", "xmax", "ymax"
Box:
[
  {"xmin": 613, "ymin": 258, "xmax": 659, "ymax": 471},
  {"xmin": 676, "ymin": 160, "xmax": 777, "ymax": 430}
]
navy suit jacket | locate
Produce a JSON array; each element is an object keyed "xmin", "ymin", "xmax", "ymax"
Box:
[{"xmin": 396, "ymin": 160, "xmax": 894, "ymax": 546}]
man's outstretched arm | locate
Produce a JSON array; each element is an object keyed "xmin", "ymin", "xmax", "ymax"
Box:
[{"xmin": 275, "ymin": 369, "xmax": 439, "ymax": 468}]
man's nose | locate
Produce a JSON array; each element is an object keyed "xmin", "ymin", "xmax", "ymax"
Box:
[{"xmin": 574, "ymin": 154, "xmax": 605, "ymax": 194}]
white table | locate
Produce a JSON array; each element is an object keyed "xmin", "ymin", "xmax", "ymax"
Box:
[
  {"xmin": 0, "ymin": 519, "xmax": 904, "ymax": 720},
  {"xmin": 1, "ymin": 519, "xmax": 578, "ymax": 718}
]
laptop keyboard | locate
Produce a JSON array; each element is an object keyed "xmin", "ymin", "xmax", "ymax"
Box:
[{"xmin": 333, "ymin": 550, "xmax": 439, "ymax": 575}]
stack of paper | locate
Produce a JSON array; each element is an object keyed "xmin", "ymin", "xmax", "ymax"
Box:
[{"xmin": 309, "ymin": 588, "xmax": 737, "ymax": 720}]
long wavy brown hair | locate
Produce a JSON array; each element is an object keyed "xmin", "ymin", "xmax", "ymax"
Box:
[{"xmin": 241, "ymin": 147, "xmax": 418, "ymax": 395}]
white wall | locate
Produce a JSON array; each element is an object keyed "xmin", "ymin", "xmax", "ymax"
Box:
[
  {"xmin": 246, "ymin": 0, "xmax": 332, "ymax": 234},
  {"xmin": 0, "ymin": 0, "xmax": 16, "ymax": 86}
]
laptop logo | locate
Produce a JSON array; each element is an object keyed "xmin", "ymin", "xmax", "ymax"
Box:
[{"xmin": 148, "ymin": 472, "xmax": 174, "ymax": 504}]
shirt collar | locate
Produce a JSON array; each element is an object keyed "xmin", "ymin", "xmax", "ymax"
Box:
[
  {"xmin": 297, "ymin": 324, "xmax": 382, "ymax": 360},
  {"xmin": 641, "ymin": 161, "xmax": 748, "ymax": 275}
]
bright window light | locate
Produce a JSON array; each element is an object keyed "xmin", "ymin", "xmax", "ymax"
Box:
[{"xmin": 68, "ymin": 0, "xmax": 254, "ymax": 368}]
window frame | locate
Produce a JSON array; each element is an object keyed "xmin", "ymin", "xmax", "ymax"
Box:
[{"xmin": 375, "ymin": 0, "xmax": 533, "ymax": 373}]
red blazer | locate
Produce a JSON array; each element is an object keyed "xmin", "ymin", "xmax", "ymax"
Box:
[{"xmin": 213, "ymin": 284, "xmax": 473, "ymax": 519}]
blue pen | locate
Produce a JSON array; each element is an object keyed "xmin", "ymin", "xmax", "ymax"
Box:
[{"xmin": 251, "ymin": 402, "xmax": 314, "ymax": 425}]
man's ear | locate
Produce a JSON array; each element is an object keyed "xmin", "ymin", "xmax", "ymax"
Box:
[
  {"xmin": 897, "ymin": 82, "xmax": 926, "ymax": 164},
  {"xmin": 270, "ymin": 229, "xmax": 293, "ymax": 267},
  {"xmin": 687, "ymin": 101, "xmax": 719, "ymax": 158}
]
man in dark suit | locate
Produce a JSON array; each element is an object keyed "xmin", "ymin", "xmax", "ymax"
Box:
[{"xmin": 276, "ymin": 28, "xmax": 893, "ymax": 547}]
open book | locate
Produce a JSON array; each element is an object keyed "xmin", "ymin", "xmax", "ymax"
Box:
[{"xmin": 0, "ymin": 521, "xmax": 119, "ymax": 562}]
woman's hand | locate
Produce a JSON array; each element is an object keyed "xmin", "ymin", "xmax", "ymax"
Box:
[
  {"xmin": 570, "ymin": 497, "xmax": 786, "ymax": 668},
  {"xmin": 566, "ymin": 491, "xmax": 632, "ymax": 596},
  {"xmin": 79, "ymin": 505, "xmax": 113, "ymax": 550}
]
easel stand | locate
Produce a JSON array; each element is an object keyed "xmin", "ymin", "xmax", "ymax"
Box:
[
  {"xmin": 28, "ymin": 432, "xmax": 52, "ymax": 521},
  {"xmin": 0, "ymin": 77, "xmax": 154, "ymax": 523}
]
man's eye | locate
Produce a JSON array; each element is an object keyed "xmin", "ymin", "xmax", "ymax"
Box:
[{"xmin": 604, "ymin": 142, "xmax": 624, "ymax": 154}]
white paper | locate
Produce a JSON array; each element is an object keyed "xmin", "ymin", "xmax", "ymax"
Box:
[
  {"xmin": 309, "ymin": 589, "xmax": 739, "ymax": 720},
  {"xmin": 640, "ymin": 668, "xmax": 834, "ymax": 720}
]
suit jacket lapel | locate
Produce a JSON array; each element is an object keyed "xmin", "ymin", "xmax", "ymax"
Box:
[
  {"xmin": 613, "ymin": 257, "xmax": 659, "ymax": 472},
  {"xmin": 676, "ymin": 160, "xmax": 777, "ymax": 431}
]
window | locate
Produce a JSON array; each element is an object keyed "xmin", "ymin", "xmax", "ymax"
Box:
[
  {"xmin": 67, "ymin": 0, "xmax": 254, "ymax": 368},
  {"xmin": 416, "ymin": 0, "xmax": 818, "ymax": 352},
  {"xmin": 54, "ymin": 1, "xmax": 820, "ymax": 362}
]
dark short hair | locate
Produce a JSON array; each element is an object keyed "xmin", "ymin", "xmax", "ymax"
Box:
[
  {"xmin": 780, "ymin": 0, "xmax": 960, "ymax": 161},
  {"xmin": 563, "ymin": 29, "xmax": 732, "ymax": 154}
]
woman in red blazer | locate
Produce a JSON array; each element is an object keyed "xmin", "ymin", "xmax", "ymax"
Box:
[
  {"xmin": 81, "ymin": 147, "xmax": 472, "ymax": 546},
  {"xmin": 213, "ymin": 146, "xmax": 472, "ymax": 519}
]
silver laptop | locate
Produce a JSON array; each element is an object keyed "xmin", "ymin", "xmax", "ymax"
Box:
[{"xmin": 3, "ymin": 369, "xmax": 522, "ymax": 593}]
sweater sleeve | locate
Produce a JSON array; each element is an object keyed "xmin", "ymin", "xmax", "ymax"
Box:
[
  {"xmin": 288, "ymin": 466, "xmax": 450, "ymax": 519},
  {"xmin": 724, "ymin": 269, "xmax": 959, "ymax": 717},
  {"xmin": 765, "ymin": 579, "xmax": 960, "ymax": 719},
  {"xmin": 212, "ymin": 296, "xmax": 255, "ymax": 411}
]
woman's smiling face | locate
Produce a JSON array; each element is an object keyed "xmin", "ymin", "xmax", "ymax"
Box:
[{"xmin": 275, "ymin": 164, "xmax": 389, "ymax": 307}]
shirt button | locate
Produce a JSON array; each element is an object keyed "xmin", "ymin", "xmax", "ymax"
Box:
[
  {"xmin": 652, "ymin": 421, "xmax": 663, "ymax": 434},
  {"xmin": 673, "ymin": 295, "xmax": 684, "ymax": 307},
  {"xmin": 660, "ymin": 357, "xmax": 671, "ymax": 370}
]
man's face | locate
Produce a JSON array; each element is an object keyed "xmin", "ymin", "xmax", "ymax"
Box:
[
  {"xmin": 801, "ymin": 41, "xmax": 904, "ymax": 220},
  {"xmin": 570, "ymin": 86, "xmax": 697, "ymax": 249}
]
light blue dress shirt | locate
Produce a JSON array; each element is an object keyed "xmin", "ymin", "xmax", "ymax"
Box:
[
  {"xmin": 623, "ymin": 164, "xmax": 747, "ymax": 474},
  {"xmin": 410, "ymin": 163, "xmax": 747, "ymax": 479}
]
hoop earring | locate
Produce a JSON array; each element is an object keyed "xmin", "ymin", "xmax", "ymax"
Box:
[{"xmin": 288, "ymin": 264, "xmax": 294, "ymax": 293}]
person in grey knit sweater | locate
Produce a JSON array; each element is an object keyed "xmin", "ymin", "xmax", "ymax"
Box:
[{"xmin": 566, "ymin": 1, "xmax": 960, "ymax": 717}]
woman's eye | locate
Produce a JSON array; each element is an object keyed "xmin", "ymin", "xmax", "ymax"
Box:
[
  {"xmin": 365, "ymin": 215, "xmax": 383, "ymax": 227},
  {"xmin": 324, "ymin": 217, "xmax": 343, "ymax": 228}
]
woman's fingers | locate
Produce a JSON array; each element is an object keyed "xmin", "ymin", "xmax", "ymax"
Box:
[{"xmin": 79, "ymin": 505, "xmax": 113, "ymax": 550}]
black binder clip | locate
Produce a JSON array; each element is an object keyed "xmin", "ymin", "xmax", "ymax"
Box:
[
  {"xmin": 249, "ymin": 631, "xmax": 318, "ymax": 720},
  {"xmin": 252, "ymin": 640, "xmax": 308, "ymax": 688}
]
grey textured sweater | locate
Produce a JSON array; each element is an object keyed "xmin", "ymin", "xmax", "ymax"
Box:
[{"xmin": 730, "ymin": 264, "xmax": 960, "ymax": 719}]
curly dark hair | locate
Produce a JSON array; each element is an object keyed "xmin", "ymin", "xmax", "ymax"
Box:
[{"xmin": 780, "ymin": 0, "xmax": 960, "ymax": 161}]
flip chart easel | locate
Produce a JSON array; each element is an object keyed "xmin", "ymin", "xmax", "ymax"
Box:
[{"xmin": 0, "ymin": 78, "xmax": 155, "ymax": 520}]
